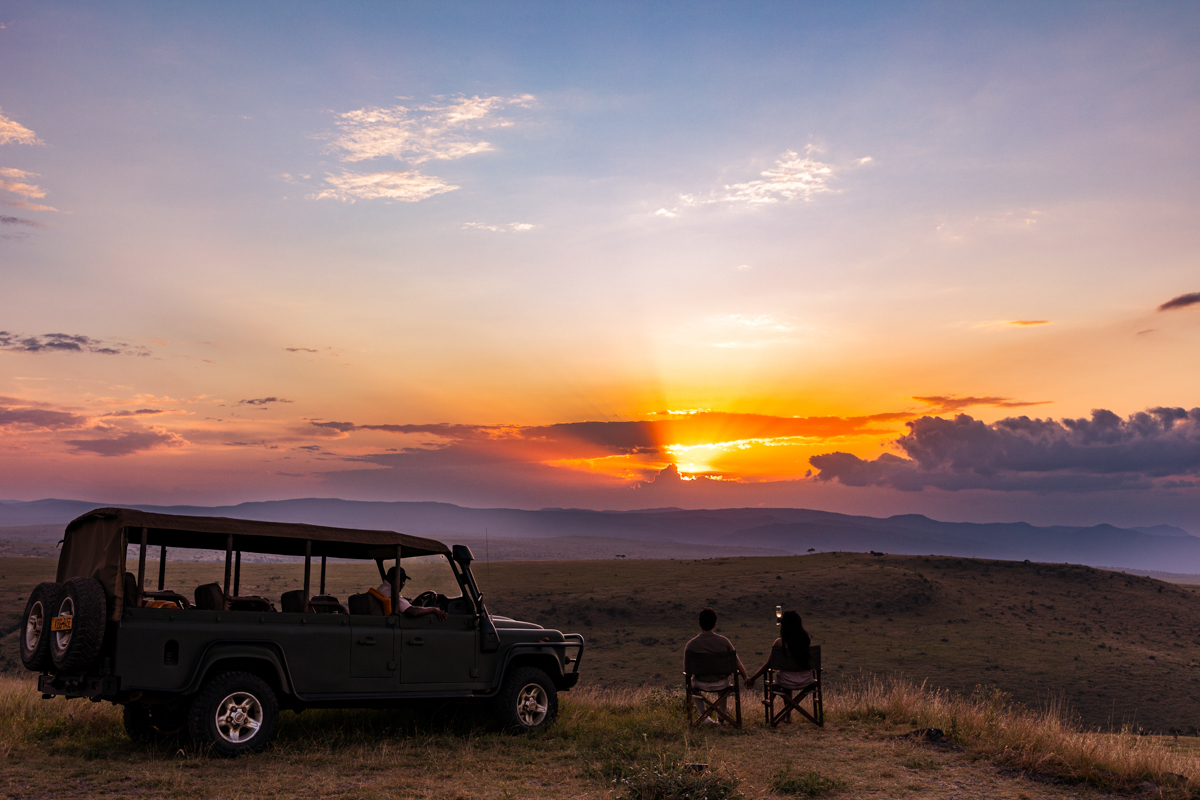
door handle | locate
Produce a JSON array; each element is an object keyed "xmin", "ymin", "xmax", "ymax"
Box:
[
  {"xmin": 407, "ymin": 637, "xmax": 425, "ymax": 646},
  {"xmin": 357, "ymin": 637, "xmax": 376, "ymax": 646}
]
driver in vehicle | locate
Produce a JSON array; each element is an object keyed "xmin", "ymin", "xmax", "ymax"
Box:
[{"xmin": 371, "ymin": 567, "xmax": 447, "ymax": 620}]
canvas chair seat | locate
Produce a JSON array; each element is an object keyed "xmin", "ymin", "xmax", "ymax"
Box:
[
  {"xmin": 763, "ymin": 644, "xmax": 823, "ymax": 728},
  {"xmin": 684, "ymin": 650, "xmax": 742, "ymax": 728}
]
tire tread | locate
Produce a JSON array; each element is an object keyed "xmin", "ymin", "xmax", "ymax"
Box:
[
  {"xmin": 50, "ymin": 577, "xmax": 107, "ymax": 673},
  {"xmin": 20, "ymin": 582, "xmax": 62, "ymax": 672}
]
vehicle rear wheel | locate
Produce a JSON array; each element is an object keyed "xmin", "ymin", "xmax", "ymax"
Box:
[
  {"xmin": 493, "ymin": 666, "xmax": 557, "ymax": 733},
  {"xmin": 187, "ymin": 671, "xmax": 279, "ymax": 756},
  {"xmin": 20, "ymin": 582, "xmax": 62, "ymax": 672},
  {"xmin": 124, "ymin": 702, "xmax": 190, "ymax": 744},
  {"xmin": 49, "ymin": 577, "xmax": 107, "ymax": 674}
]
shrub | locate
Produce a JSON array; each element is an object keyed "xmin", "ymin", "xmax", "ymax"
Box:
[
  {"xmin": 771, "ymin": 768, "xmax": 843, "ymax": 796},
  {"xmin": 614, "ymin": 759, "xmax": 742, "ymax": 800}
]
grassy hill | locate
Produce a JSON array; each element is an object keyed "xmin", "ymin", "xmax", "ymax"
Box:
[{"xmin": 3, "ymin": 552, "xmax": 1198, "ymax": 732}]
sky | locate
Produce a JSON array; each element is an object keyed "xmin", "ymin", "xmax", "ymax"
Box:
[{"xmin": 2, "ymin": 1, "xmax": 1200, "ymax": 529}]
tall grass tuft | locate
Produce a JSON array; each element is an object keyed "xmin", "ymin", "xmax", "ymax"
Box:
[
  {"xmin": 0, "ymin": 675, "xmax": 124, "ymax": 759},
  {"xmin": 613, "ymin": 754, "xmax": 742, "ymax": 800},
  {"xmin": 770, "ymin": 767, "xmax": 843, "ymax": 797},
  {"xmin": 830, "ymin": 675, "xmax": 1199, "ymax": 793}
]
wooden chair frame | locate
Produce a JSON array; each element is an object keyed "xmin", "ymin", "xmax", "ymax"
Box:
[
  {"xmin": 762, "ymin": 644, "xmax": 823, "ymax": 728},
  {"xmin": 684, "ymin": 651, "xmax": 742, "ymax": 728}
]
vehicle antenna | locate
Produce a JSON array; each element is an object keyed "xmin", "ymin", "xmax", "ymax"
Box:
[{"xmin": 485, "ymin": 526, "xmax": 491, "ymax": 584}]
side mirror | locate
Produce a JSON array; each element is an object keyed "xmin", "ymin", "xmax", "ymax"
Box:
[{"xmin": 452, "ymin": 544, "xmax": 474, "ymax": 565}]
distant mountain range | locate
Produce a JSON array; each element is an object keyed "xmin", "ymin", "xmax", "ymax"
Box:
[{"xmin": 1, "ymin": 497, "xmax": 1197, "ymax": 573}]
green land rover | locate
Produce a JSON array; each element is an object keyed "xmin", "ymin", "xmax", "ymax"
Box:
[{"xmin": 20, "ymin": 508, "xmax": 583, "ymax": 755}]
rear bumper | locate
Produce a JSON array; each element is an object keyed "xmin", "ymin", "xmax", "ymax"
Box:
[{"xmin": 38, "ymin": 673, "xmax": 120, "ymax": 699}]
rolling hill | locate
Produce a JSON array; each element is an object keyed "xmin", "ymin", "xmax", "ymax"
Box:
[{"xmin": 2, "ymin": 498, "xmax": 1198, "ymax": 573}]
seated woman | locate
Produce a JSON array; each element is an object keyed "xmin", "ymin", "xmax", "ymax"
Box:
[{"xmin": 746, "ymin": 610, "xmax": 812, "ymax": 723}]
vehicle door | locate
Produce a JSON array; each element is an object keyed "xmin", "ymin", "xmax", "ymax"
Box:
[
  {"xmin": 348, "ymin": 613, "xmax": 398, "ymax": 690},
  {"xmin": 395, "ymin": 555, "xmax": 479, "ymax": 687}
]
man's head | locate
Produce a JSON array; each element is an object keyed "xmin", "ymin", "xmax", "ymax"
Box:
[
  {"xmin": 698, "ymin": 607, "xmax": 717, "ymax": 631},
  {"xmin": 384, "ymin": 566, "xmax": 409, "ymax": 585}
]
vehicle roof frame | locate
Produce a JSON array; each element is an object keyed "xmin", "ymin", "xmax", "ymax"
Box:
[{"xmin": 58, "ymin": 507, "xmax": 451, "ymax": 621}]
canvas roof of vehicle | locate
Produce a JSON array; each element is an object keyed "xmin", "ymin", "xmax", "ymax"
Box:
[{"xmin": 58, "ymin": 507, "xmax": 451, "ymax": 620}]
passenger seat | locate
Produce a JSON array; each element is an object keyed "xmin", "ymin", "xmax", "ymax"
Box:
[
  {"xmin": 195, "ymin": 582, "xmax": 275, "ymax": 612},
  {"xmin": 348, "ymin": 592, "xmax": 386, "ymax": 615}
]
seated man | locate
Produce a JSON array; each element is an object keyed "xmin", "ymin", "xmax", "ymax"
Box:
[
  {"xmin": 684, "ymin": 606, "xmax": 747, "ymax": 722},
  {"xmin": 370, "ymin": 566, "xmax": 447, "ymax": 620}
]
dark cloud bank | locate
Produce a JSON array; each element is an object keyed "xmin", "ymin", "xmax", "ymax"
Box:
[
  {"xmin": 811, "ymin": 407, "xmax": 1200, "ymax": 493},
  {"xmin": 1159, "ymin": 292, "xmax": 1200, "ymax": 312},
  {"xmin": 0, "ymin": 331, "xmax": 148, "ymax": 356}
]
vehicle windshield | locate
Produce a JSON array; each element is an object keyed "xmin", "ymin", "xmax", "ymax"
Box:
[{"xmin": 401, "ymin": 554, "xmax": 463, "ymax": 599}]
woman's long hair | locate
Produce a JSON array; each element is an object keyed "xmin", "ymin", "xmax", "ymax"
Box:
[{"xmin": 780, "ymin": 610, "xmax": 811, "ymax": 670}]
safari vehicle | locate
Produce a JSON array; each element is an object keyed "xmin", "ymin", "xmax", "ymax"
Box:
[{"xmin": 20, "ymin": 508, "xmax": 583, "ymax": 755}]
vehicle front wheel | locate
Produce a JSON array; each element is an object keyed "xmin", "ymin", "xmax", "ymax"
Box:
[
  {"xmin": 187, "ymin": 672, "xmax": 279, "ymax": 756},
  {"xmin": 493, "ymin": 666, "xmax": 557, "ymax": 733}
]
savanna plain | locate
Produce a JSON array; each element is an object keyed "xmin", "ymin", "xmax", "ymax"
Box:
[{"xmin": 3, "ymin": 552, "xmax": 1200, "ymax": 799}]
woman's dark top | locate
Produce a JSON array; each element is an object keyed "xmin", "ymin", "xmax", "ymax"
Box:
[{"xmin": 780, "ymin": 627, "xmax": 811, "ymax": 671}]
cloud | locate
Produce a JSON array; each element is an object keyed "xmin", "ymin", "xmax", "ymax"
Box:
[
  {"xmin": 286, "ymin": 347, "xmax": 320, "ymax": 353},
  {"xmin": 99, "ymin": 408, "xmax": 169, "ymax": 418},
  {"xmin": 682, "ymin": 147, "xmax": 836, "ymax": 209},
  {"xmin": 314, "ymin": 411, "xmax": 909, "ymax": 461},
  {"xmin": 64, "ymin": 429, "xmax": 185, "ymax": 457},
  {"xmin": 1, "ymin": 214, "xmax": 45, "ymax": 240},
  {"xmin": 0, "ymin": 215, "xmax": 44, "ymax": 227},
  {"xmin": 810, "ymin": 407, "xmax": 1200, "ymax": 493},
  {"xmin": 328, "ymin": 95, "xmax": 534, "ymax": 164},
  {"xmin": 697, "ymin": 313, "xmax": 796, "ymax": 348},
  {"xmin": 913, "ymin": 395, "xmax": 1051, "ymax": 414},
  {"xmin": 463, "ymin": 222, "xmax": 535, "ymax": 232},
  {"xmin": 937, "ymin": 209, "xmax": 1039, "ymax": 243},
  {"xmin": 311, "ymin": 170, "xmax": 458, "ymax": 202},
  {"xmin": 1159, "ymin": 292, "xmax": 1200, "ymax": 312},
  {"xmin": 975, "ymin": 319, "xmax": 1053, "ymax": 331},
  {"xmin": 0, "ymin": 405, "xmax": 87, "ymax": 430},
  {"xmin": 306, "ymin": 94, "xmax": 534, "ymax": 205},
  {"xmin": 0, "ymin": 110, "xmax": 41, "ymax": 146},
  {"xmin": 237, "ymin": 397, "xmax": 293, "ymax": 406},
  {"xmin": 0, "ymin": 331, "xmax": 150, "ymax": 356},
  {"xmin": 0, "ymin": 168, "xmax": 45, "ymax": 196}
]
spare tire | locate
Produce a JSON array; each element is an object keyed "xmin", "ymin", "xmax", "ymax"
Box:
[
  {"xmin": 50, "ymin": 576, "xmax": 108, "ymax": 674},
  {"xmin": 20, "ymin": 582, "xmax": 63, "ymax": 672}
]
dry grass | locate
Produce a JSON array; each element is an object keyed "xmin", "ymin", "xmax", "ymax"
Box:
[
  {"xmin": 1, "ymin": 672, "xmax": 1197, "ymax": 798},
  {"xmin": 6, "ymin": 553, "xmax": 1200, "ymax": 733},
  {"xmin": 832, "ymin": 675, "xmax": 1200, "ymax": 794}
]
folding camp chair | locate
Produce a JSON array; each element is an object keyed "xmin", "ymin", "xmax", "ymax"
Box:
[
  {"xmin": 762, "ymin": 644, "xmax": 823, "ymax": 727},
  {"xmin": 684, "ymin": 650, "xmax": 742, "ymax": 728}
]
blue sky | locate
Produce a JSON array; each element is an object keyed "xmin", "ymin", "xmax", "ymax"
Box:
[{"xmin": 3, "ymin": 2, "xmax": 1200, "ymax": 527}]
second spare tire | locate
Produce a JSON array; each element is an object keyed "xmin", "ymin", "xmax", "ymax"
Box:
[
  {"xmin": 50, "ymin": 576, "xmax": 108, "ymax": 673},
  {"xmin": 20, "ymin": 581, "xmax": 63, "ymax": 672}
]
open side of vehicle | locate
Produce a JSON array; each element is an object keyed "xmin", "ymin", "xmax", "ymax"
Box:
[{"xmin": 23, "ymin": 507, "xmax": 583, "ymax": 755}]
